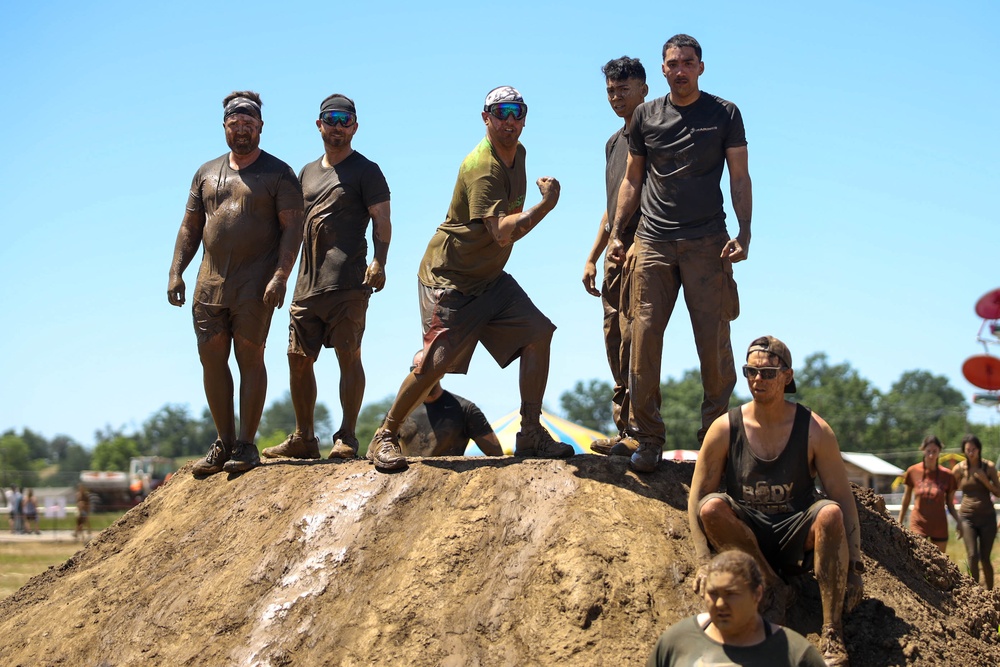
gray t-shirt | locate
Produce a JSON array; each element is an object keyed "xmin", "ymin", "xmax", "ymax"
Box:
[
  {"xmin": 294, "ymin": 151, "xmax": 390, "ymax": 299},
  {"xmin": 647, "ymin": 616, "xmax": 826, "ymax": 667},
  {"xmin": 398, "ymin": 389, "xmax": 493, "ymax": 457},
  {"xmin": 186, "ymin": 151, "xmax": 303, "ymax": 306},
  {"xmin": 605, "ymin": 126, "xmax": 640, "ymax": 248},
  {"xmin": 628, "ymin": 92, "xmax": 747, "ymax": 242}
]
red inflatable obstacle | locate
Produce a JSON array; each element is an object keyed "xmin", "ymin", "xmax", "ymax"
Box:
[
  {"xmin": 975, "ymin": 288, "xmax": 1000, "ymax": 320},
  {"xmin": 963, "ymin": 355, "xmax": 1000, "ymax": 391}
]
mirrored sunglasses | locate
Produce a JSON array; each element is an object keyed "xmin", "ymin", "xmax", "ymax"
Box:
[
  {"xmin": 486, "ymin": 102, "xmax": 527, "ymax": 121},
  {"xmin": 320, "ymin": 110, "xmax": 356, "ymax": 127},
  {"xmin": 741, "ymin": 365, "xmax": 784, "ymax": 380}
]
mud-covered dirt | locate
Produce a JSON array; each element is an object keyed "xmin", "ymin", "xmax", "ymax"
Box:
[{"xmin": 1, "ymin": 455, "xmax": 998, "ymax": 666}]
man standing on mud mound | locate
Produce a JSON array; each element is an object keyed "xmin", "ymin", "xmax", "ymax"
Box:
[
  {"xmin": 397, "ymin": 349, "xmax": 503, "ymax": 457},
  {"xmin": 261, "ymin": 94, "xmax": 392, "ymax": 462},
  {"xmin": 607, "ymin": 34, "xmax": 752, "ymax": 473},
  {"xmin": 687, "ymin": 336, "xmax": 863, "ymax": 667},
  {"xmin": 168, "ymin": 91, "xmax": 304, "ymax": 477},
  {"xmin": 366, "ymin": 86, "xmax": 574, "ymax": 472},
  {"xmin": 582, "ymin": 56, "xmax": 648, "ymax": 458}
]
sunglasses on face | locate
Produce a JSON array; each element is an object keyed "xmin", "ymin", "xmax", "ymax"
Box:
[
  {"xmin": 320, "ymin": 110, "xmax": 356, "ymax": 127},
  {"xmin": 485, "ymin": 102, "xmax": 527, "ymax": 121},
  {"xmin": 741, "ymin": 365, "xmax": 785, "ymax": 380}
]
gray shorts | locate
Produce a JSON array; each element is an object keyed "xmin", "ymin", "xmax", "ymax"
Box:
[
  {"xmin": 287, "ymin": 289, "xmax": 369, "ymax": 359},
  {"xmin": 192, "ymin": 300, "xmax": 274, "ymax": 346},
  {"xmin": 416, "ymin": 272, "xmax": 555, "ymax": 375},
  {"xmin": 700, "ymin": 492, "xmax": 836, "ymax": 575}
]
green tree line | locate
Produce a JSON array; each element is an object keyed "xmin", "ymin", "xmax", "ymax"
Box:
[{"xmin": 559, "ymin": 353, "xmax": 1000, "ymax": 466}]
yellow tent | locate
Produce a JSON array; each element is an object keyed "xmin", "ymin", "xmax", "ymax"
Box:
[{"xmin": 465, "ymin": 409, "xmax": 611, "ymax": 456}]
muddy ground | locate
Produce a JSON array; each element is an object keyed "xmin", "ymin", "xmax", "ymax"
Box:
[{"xmin": 1, "ymin": 455, "xmax": 998, "ymax": 666}]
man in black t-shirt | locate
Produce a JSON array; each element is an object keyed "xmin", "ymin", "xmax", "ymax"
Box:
[
  {"xmin": 582, "ymin": 56, "xmax": 647, "ymax": 457},
  {"xmin": 607, "ymin": 35, "xmax": 752, "ymax": 473},
  {"xmin": 168, "ymin": 90, "xmax": 304, "ymax": 477},
  {"xmin": 397, "ymin": 350, "xmax": 503, "ymax": 457},
  {"xmin": 261, "ymin": 94, "xmax": 392, "ymax": 462}
]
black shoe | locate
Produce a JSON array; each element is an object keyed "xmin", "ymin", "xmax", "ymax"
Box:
[
  {"xmin": 192, "ymin": 440, "xmax": 231, "ymax": 477},
  {"xmin": 223, "ymin": 440, "xmax": 260, "ymax": 473}
]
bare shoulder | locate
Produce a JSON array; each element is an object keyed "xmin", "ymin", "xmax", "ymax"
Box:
[{"xmin": 806, "ymin": 408, "xmax": 838, "ymax": 447}]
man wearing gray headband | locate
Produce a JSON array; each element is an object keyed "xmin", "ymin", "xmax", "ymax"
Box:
[
  {"xmin": 262, "ymin": 93, "xmax": 393, "ymax": 462},
  {"xmin": 168, "ymin": 90, "xmax": 305, "ymax": 477}
]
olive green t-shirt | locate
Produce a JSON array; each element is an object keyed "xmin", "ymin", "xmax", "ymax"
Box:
[{"xmin": 417, "ymin": 137, "xmax": 527, "ymax": 296}]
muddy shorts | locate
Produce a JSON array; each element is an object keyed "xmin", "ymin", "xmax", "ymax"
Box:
[
  {"xmin": 700, "ymin": 493, "xmax": 837, "ymax": 576},
  {"xmin": 193, "ymin": 300, "xmax": 274, "ymax": 346},
  {"xmin": 416, "ymin": 272, "xmax": 555, "ymax": 375},
  {"xmin": 287, "ymin": 289, "xmax": 370, "ymax": 359}
]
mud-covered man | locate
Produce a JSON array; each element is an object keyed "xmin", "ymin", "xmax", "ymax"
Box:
[
  {"xmin": 261, "ymin": 94, "xmax": 391, "ymax": 462},
  {"xmin": 581, "ymin": 56, "xmax": 647, "ymax": 457},
  {"xmin": 168, "ymin": 91, "xmax": 304, "ymax": 476},
  {"xmin": 367, "ymin": 86, "xmax": 573, "ymax": 472},
  {"xmin": 687, "ymin": 336, "xmax": 862, "ymax": 667},
  {"xmin": 607, "ymin": 34, "xmax": 752, "ymax": 472},
  {"xmin": 397, "ymin": 349, "xmax": 503, "ymax": 458}
]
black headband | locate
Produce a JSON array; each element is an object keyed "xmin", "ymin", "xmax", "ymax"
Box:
[{"xmin": 224, "ymin": 97, "xmax": 262, "ymax": 120}]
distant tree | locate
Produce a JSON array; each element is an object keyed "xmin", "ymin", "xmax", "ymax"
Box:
[
  {"xmin": 560, "ymin": 380, "xmax": 614, "ymax": 433},
  {"xmin": 872, "ymin": 370, "xmax": 969, "ymax": 455},
  {"xmin": 140, "ymin": 404, "xmax": 202, "ymax": 458},
  {"xmin": 356, "ymin": 396, "xmax": 394, "ymax": 455},
  {"xmin": 48, "ymin": 435, "xmax": 78, "ymax": 464},
  {"xmin": 258, "ymin": 392, "xmax": 333, "ymax": 440},
  {"xmin": 91, "ymin": 436, "xmax": 140, "ymax": 471},
  {"xmin": 789, "ymin": 353, "xmax": 880, "ymax": 453},
  {"xmin": 659, "ymin": 370, "xmax": 705, "ymax": 450},
  {"xmin": 58, "ymin": 443, "xmax": 92, "ymax": 476},
  {"xmin": 0, "ymin": 433, "xmax": 40, "ymax": 487}
]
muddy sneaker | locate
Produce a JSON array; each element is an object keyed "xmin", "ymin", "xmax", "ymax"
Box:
[
  {"xmin": 820, "ymin": 623, "xmax": 850, "ymax": 667},
  {"xmin": 590, "ymin": 435, "xmax": 620, "ymax": 456},
  {"xmin": 369, "ymin": 428, "xmax": 407, "ymax": 471},
  {"xmin": 328, "ymin": 432, "xmax": 360, "ymax": 459},
  {"xmin": 262, "ymin": 432, "xmax": 320, "ymax": 460},
  {"xmin": 609, "ymin": 437, "xmax": 638, "ymax": 457},
  {"xmin": 223, "ymin": 440, "xmax": 261, "ymax": 473},
  {"xmin": 192, "ymin": 440, "xmax": 230, "ymax": 477},
  {"xmin": 629, "ymin": 440, "xmax": 661, "ymax": 472},
  {"xmin": 514, "ymin": 426, "xmax": 574, "ymax": 458}
]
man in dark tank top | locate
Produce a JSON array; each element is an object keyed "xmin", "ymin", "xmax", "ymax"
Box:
[{"xmin": 687, "ymin": 336, "xmax": 862, "ymax": 667}]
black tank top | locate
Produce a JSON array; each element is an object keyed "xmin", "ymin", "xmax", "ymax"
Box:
[{"xmin": 725, "ymin": 404, "xmax": 817, "ymax": 515}]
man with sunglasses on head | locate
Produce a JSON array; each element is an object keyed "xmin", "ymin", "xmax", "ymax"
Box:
[
  {"xmin": 607, "ymin": 34, "xmax": 752, "ymax": 473},
  {"xmin": 582, "ymin": 56, "xmax": 648, "ymax": 458},
  {"xmin": 366, "ymin": 86, "xmax": 573, "ymax": 472},
  {"xmin": 687, "ymin": 336, "xmax": 862, "ymax": 667},
  {"xmin": 261, "ymin": 94, "xmax": 392, "ymax": 462},
  {"xmin": 168, "ymin": 90, "xmax": 304, "ymax": 477}
]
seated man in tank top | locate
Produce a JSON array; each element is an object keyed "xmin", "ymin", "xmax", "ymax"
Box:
[{"xmin": 687, "ymin": 336, "xmax": 863, "ymax": 667}]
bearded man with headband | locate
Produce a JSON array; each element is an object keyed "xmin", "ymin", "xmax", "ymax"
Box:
[{"xmin": 168, "ymin": 90, "xmax": 304, "ymax": 477}]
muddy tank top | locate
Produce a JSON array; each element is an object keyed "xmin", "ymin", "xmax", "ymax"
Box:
[{"xmin": 725, "ymin": 404, "xmax": 817, "ymax": 515}]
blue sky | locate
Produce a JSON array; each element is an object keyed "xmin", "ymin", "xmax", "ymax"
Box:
[{"xmin": 2, "ymin": 1, "xmax": 998, "ymax": 447}]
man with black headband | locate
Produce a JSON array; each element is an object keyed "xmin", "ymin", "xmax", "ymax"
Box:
[
  {"xmin": 366, "ymin": 85, "xmax": 573, "ymax": 472},
  {"xmin": 687, "ymin": 336, "xmax": 861, "ymax": 667},
  {"xmin": 261, "ymin": 93, "xmax": 392, "ymax": 461},
  {"xmin": 168, "ymin": 90, "xmax": 304, "ymax": 477}
]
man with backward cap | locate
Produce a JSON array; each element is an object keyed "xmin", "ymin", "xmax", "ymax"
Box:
[
  {"xmin": 262, "ymin": 93, "xmax": 393, "ymax": 461},
  {"xmin": 687, "ymin": 335, "xmax": 863, "ymax": 666},
  {"xmin": 168, "ymin": 91, "xmax": 304, "ymax": 476},
  {"xmin": 366, "ymin": 86, "xmax": 574, "ymax": 471}
]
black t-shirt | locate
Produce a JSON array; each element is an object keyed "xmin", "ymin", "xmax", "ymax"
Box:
[
  {"xmin": 628, "ymin": 92, "xmax": 747, "ymax": 242},
  {"xmin": 605, "ymin": 126, "xmax": 640, "ymax": 249},
  {"xmin": 398, "ymin": 390, "xmax": 493, "ymax": 457},
  {"xmin": 294, "ymin": 151, "xmax": 390, "ymax": 299}
]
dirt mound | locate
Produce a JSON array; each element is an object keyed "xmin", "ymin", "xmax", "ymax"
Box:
[{"xmin": 1, "ymin": 456, "xmax": 999, "ymax": 666}]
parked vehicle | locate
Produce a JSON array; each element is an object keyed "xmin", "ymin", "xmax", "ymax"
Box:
[{"xmin": 79, "ymin": 456, "xmax": 174, "ymax": 512}]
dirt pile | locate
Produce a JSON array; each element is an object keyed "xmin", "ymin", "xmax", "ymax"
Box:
[{"xmin": 1, "ymin": 455, "xmax": 999, "ymax": 666}]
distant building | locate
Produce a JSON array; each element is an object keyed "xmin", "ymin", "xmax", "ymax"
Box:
[{"xmin": 841, "ymin": 452, "xmax": 904, "ymax": 494}]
